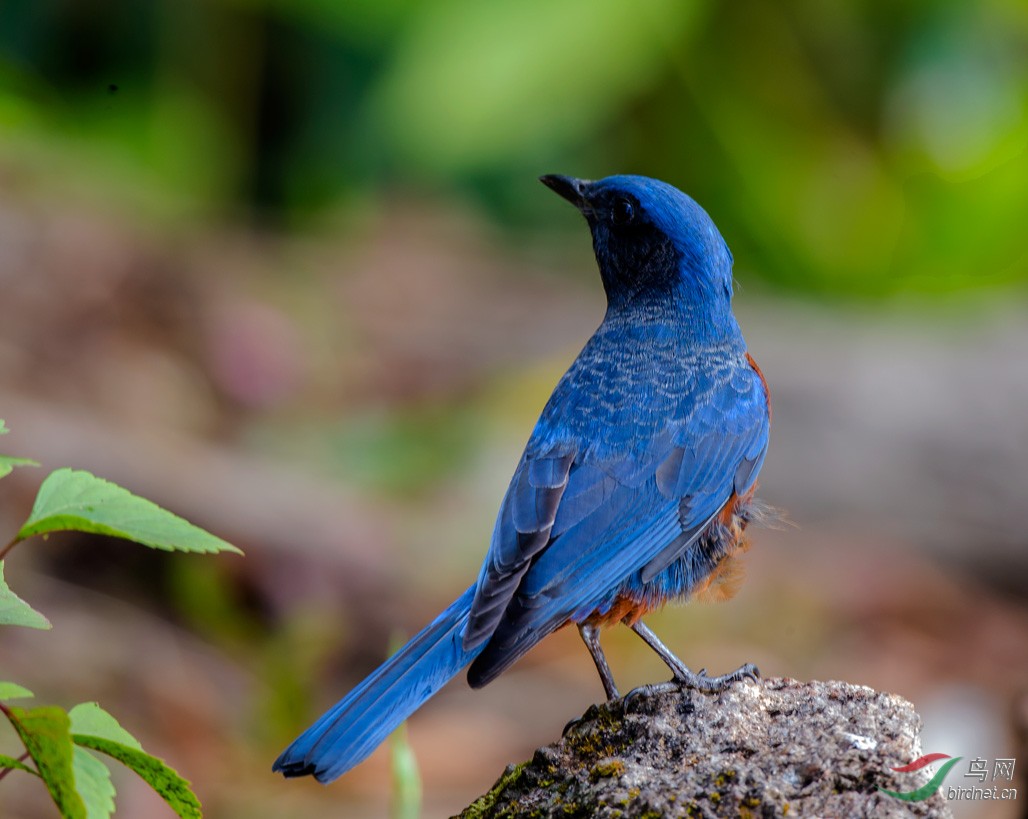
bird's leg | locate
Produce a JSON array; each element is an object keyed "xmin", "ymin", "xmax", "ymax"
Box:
[
  {"xmin": 577, "ymin": 623, "xmax": 620, "ymax": 700},
  {"xmin": 628, "ymin": 619, "xmax": 759, "ymax": 693}
]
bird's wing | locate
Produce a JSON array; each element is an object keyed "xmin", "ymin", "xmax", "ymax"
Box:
[
  {"xmin": 463, "ymin": 359, "xmax": 769, "ymax": 678},
  {"xmin": 640, "ymin": 361, "xmax": 769, "ymax": 580},
  {"xmin": 463, "ymin": 450, "xmax": 576, "ymax": 650}
]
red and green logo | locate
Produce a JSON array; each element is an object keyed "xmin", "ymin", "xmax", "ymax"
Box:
[{"xmin": 879, "ymin": 753, "xmax": 962, "ymax": 802}]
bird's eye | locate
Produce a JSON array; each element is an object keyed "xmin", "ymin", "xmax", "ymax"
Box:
[{"xmin": 611, "ymin": 198, "xmax": 635, "ymax": 227}]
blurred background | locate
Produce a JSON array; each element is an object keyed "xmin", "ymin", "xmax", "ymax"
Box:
[{"xmin": 1, "ymin": 0, "xmax": 1026, "ymax": 816}]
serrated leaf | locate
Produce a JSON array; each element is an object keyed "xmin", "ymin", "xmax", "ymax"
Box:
[
  {"xmin": 73, "ymin": 747, "xmax": 116, "ymax": 819},
  {"xmin": 0, "ymin": 681, "xmax": 35, "ymax": 699},
  {"xmin": 72, "ymin": 736, "xmax": 201, "ymax": 819},
  {"xmin": 0, "ymin": 753, "xmax": 38, "ymax": 775},
  {"xmin": 0, "ymin": 562, "xmax": 51, "ymax": 629},
  {"xmin": 69, "ymin": 704, "xmax": 142, "ymax": 750},
  {"xmin": 7, "ymin": 705, "xmax": 87, "ymax": 819},
  {"xmin": 18, "ymin": 469, "xmax": 242, "ymax": 556},
  {"xmin": 0, "ymin": 454, "xmax": 39, "ymax": 480}
]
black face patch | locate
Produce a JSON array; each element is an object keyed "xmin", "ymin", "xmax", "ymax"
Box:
[{"xmin": 586, "ymin": 194, "xmax": 679, "ymax": 306}]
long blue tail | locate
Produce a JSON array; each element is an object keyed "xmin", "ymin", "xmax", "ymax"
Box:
[{"xmin": 273, "ymin": 585, "xmax": 481, "ymax": 783}]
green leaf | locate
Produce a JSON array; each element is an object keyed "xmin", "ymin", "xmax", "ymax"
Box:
[
  {"xmin": 6, "ymin": 705, "xmax": 87, "ymax": 819},
  {"xmin": 0, "ymin": 681, "xmax": 35, "ymax": 699},
  {"xmin": 0, "ymin": 419, "xmax": 40, "ymax": 479},
  {"xmin": 0, "ymin": 561, "xmax": 51, "ymax": 629},
  {"xmin": 18, "ymin": 469, "xmax": 242, "ymax": 556},
  {"xmin": 69, "ymin": 703, "xmax": 142, "ymax": 750},
  {"xmin": 73, "ymin": 747, "xmax": 116, "ymax": 819},
  {"xmin": 0, "ymin": 454, "xmax": 39, "ymax": 479},
  {"xmin": 72, "ymin": 736, "xmax": 202, "ymax": 819},
  {"xmin": 0, "ymin": 753, "xmax": 38, "ymax": 775}
]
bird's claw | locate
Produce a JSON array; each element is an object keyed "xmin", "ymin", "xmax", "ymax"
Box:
[
  {"xmin": 624, "ymin": 681, "xmax": 678, "ymax": 704},
  {"xmin": 739, "ymin": 663, "xmax": 761, "ymax": 683},
  {"xmin": 673, "ymin": 661, "xmax": 760, "ymax": 693},
  {"xmin": 622, "ymin": 663, "xmax": 759, "ymax": 702}
]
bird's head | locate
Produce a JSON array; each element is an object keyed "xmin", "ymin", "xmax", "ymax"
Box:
[{"xmin": 541, "ymin": 174, "xmax": 737, "ymax": 337}]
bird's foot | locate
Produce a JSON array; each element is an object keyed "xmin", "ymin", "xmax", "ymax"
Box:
[
  {"xmin": 674, "ymin": 661, "xmax": 760, "ymax": 692},
  {"xmin": 625, "ymin": 621, "xmax": 758, "ymax": 698},
  {"xmin": 623, "ymin": 680, "xmax": 679, "ymax": 703}
]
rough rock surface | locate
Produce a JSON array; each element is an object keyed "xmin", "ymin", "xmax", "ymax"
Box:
[{"xmin": 458, "ymin": 678, "xmax": 952, "ymax": 818}]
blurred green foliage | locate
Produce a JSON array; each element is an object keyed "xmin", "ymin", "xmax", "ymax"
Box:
[
  {"xmin": 242, "ymin": 402, "xmax": 483, "ymax": 496},
  {"xmin": 1, "ymin": 0, "xmax": 1026, "ymax": 295}
]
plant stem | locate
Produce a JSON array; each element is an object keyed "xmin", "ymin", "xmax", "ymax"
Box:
[
  {"xmin": 0, "ymin": 535, "xmax": 22, "ymax": 563},
  {"xmin": 0, "ymin": 751, "xmax": 30, "ymax": 783},
  {"xmin": 0, "ymin": 701, "xmax": 31, "ymax": 783}
]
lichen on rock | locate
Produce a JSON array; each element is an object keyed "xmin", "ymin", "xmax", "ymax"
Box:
[{"xmin": 457, "ymin": 678, "xmax": 952, "ymax": 818}]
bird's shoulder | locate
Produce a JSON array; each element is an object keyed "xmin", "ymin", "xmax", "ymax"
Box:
[{"xmin": 527, "ymin": 322, "xmax": 760, "ymax": 464}]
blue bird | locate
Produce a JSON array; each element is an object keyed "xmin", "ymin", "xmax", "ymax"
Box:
[{"xmin": 274, "ymin": 174, "xmax": 771, "ymax": 784}]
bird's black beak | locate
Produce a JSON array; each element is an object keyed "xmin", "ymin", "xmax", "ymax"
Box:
[{"xmin": 540, "ymin": 174, "xmax": 589, "ymax": 209}]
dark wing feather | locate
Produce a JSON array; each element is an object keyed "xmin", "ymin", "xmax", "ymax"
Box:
[{"xmin": 463, "ymin": 451, "xmax": 573, "ymax": 649}]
